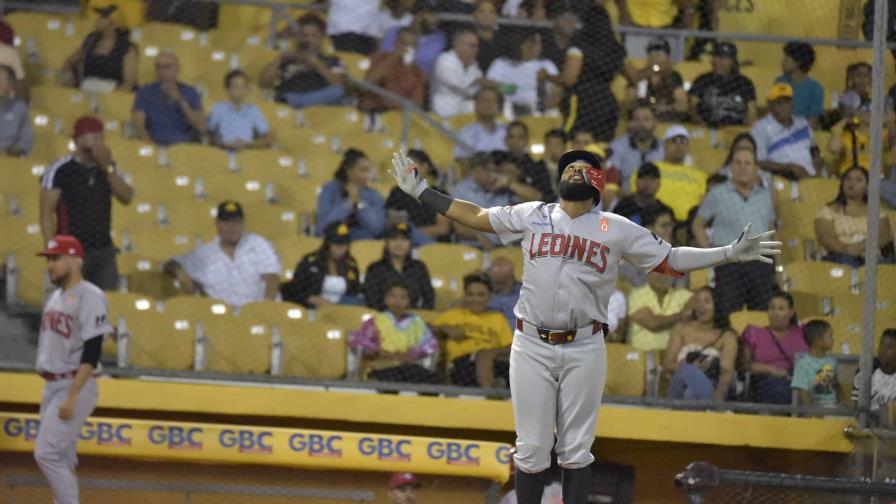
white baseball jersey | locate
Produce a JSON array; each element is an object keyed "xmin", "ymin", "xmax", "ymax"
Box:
[
  {"xmin": 36, "ymin": 281, "xmax": 112, "ymax": 374},
  {"xmin": 488, "ymin": 201, "xmax": 671, "ymax": 329}
]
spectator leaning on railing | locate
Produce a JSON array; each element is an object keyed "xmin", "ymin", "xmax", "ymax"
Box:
[
  {"xmin": 208, "ymin": 69, "xmax": 271, "ymax": 151},
  {"xmin": 131, "ymin": 51, "xmax": 205, "ymax": 145},
  {"xmin": 0, "ymin": 64, "xmax": 33, "ymax": 156}
]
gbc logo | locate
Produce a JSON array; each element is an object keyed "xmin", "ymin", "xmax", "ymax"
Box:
[
  {"xmin": 358, "ymin": 437, "xmax": 412, "ymax": 462},
  {"xmin": 148, "ymin": 426, "xmax": 203, "ymax": 450},
  {"xmin": 80, "ymin": 422, "xmax": 132, "ymax": 447},
  {"xmin": 219, "ymin": 429, "xmax": 273, "ymax": 454},
  {"xmin": 495, "ymin": 446, "xmax": 512, "ymax": 465},
  {"xmin": 288, "ymin": 433, "xmax": 342, "ymax": 458},
  {"xmin": 427, "ymin": 442, "xmax": 480, "ymax": 466},
  {"xmin": 3, "ymin": 418, "xmax": 40, "ymax": 441}
]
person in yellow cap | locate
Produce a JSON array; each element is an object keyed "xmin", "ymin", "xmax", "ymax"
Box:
[{"xmin": 750, "ymin": 83, "xmax": 816, "ymax": 180}]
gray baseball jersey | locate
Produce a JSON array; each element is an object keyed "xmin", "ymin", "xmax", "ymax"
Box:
[
  {"xmin": 487, "ymin": 201, "xmax": 672, "ymax": 475},
  {"xmin": 34, "ymin": 280, "xmax": 108, "ymax": 504}
]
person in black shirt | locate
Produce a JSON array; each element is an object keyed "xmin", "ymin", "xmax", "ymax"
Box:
[
  {"xmin": 612, "ymin": 162, "xmax": 673, "ymax": 226},
  {"xmin": 60, "ymin": 5, "xmax": 138, "ymax": 92},
  {"xmin": 260, "ymin": 13, "xmax": 345, "ymax": 109},
  {"xmin": 40, "ymin": 116, "xmax": 134, "ymax": 290},
  {"xmin": 363, "ymin": 222, "xmax": 436, "ymax": 311},
  {"xmin": 688, "ymin": 42, "xmax": 757, "ymax": 128},
  {"xmin": 385, "ymin": 149, "xmax": 451, "ymax": 244},
  {"xmin": 281, "ymin": 222, "xmax": 362, "ymax": 308},
  {"xmin": 502, "ymin": 121, "xmax": 557, "ymax": 203},
  {"xmin": 540, "ymin": 5, "xmax": 578, "ymax": 71}
]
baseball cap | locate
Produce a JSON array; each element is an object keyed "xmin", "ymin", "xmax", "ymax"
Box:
[
  {"xmin": 389, "ymin": 472, "xmax": 420, "ymax": 490},
  {"xmin": 324, "ymin": 222, "xmax": 351, "ymax": 244},
  {"xmin": 646, "ymin": 37, "xmax": 671, "ymax": 55},
  {"xmin": 73, "ymin": 116, "xmax": 104, "ymax": 140},
  {"xmin": 637, "ymin": 162, "xmax": 661, "ymax": 179},
  {"xmin": 37, "ymin": 235, "xmax": 84, "ymax": 258},
  {"xmin": 712, "ymin": 42, "xmax": 738, "ymax": 60},
  {"xmin": 385, "ymin": 222, "xmax": 412, "ymax": 239},
  {"xmin": 216, "ymin": 200, "xmax": 244, "ymax": 221},
  {"xmin": 663, "ymin": 125, "xmax": 691, "ymax": 141},
  {"xmin": 767, "ymin": 83, "xmax": 793, "ymax": 101}
]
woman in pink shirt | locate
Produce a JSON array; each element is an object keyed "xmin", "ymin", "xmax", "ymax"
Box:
[{"xmin": 740, "ymin": 292, "xmax": 808, "ymax": 404}]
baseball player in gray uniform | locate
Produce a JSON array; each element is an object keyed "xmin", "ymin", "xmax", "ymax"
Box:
[
  {"xmin": 33, "ymin": 235, "xmax": 111, "ymax": 504},
  {"xmin": 390, "ymin": 149, "xmax": 780, "ymax": 504}
]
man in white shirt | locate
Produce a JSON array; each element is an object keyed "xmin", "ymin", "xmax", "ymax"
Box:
[
  {"xmin": 485, "ymin": 31, "xmax": 558, "ymax": 117},
  {"xmin": 326, "ymin": 0, "xmax": 380, "ymax": 54},
  {"xmin": 163, "ymin": 201, "xmax": 281, "ymax": 307},
  {"xmin": 750, "ymin": 83, "xmax": 815, "ymax": 179},
  {"xmin": 431, "ymin": 29, "xmax": 482, "ymax": 118},
  {"xmin": 454, "ymin": 85, "xmax": 507, "ymax": 159}
]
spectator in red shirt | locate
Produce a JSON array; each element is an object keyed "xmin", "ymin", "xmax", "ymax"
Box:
[{"xmin": 360, "ymin": 27, "xmax": 426, "ymax": 115}]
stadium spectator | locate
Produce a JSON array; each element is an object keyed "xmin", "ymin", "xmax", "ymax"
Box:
[
  {"xmin": 502, "ymin": 121, "xmax": 556, "ymax": 202},
  {"xmin": 361, "ymin": 27, "xmax": 426, "ymax": 114},
  {"xmin": 430, "ymin": 29, "xmax": 482, "ymax": 118},
  {"xmin": 615, "ymin": 0, "xmax": 692, "ymax": 60},
  {"xmin": 40, "ymin": 117, "xmax": 133, "ymax": 290},
  {"xmin": 385, "ymin": 149, "xmax": 451, "ymax": 244},
  {"xmin": 776, "ymin": 41, "xmax": 824, "ymax": 127},
  {"xmin": 163, "ymin": 201, "xmax": 279, "ymax": 307},
  {"xmin": 492, "ymin": 153, "xmax": 539, "ymax": 204},
  {"xmin": 693, "ymin": 145, "xmax": 776, "ymax": 316},
  {"xmin": 716, "ymin": 133, "xmax": 768, "ymax": 187},
  {"xmin": 619, "ymin": 204, "xmax": 677, "ymax": 288},
  {"xmin": 471, "ymin": 0, "xmax": 502, "ymax": 72},
  {"xmin": 653, "ymin": 125, "xmax": 706, "ymax": 222},
  {"xmin": 740, "ymin": 293, "xmax": 808, "ymax": 404},
  {"xmin": 828, "ymin": 100, "xmax": 896, "ymax": 175},
  {"xmin": 451, "ymin": 153, "xmax": 513, "ymax": 249},
  {"xmin": 131, "ymin": 51, "xmax": 205, "ymax": 145},
  {"xmin": 387, "ymin": 472, "xmax": 422, "ymax": 504},
  {"xmin": 377, "ymin": 0, "xmax": 415, "ymax": 39},
  {"xmin": 350, "ymin": 281, "xmax": 441, "ymax": 384},
  {"xmin": 607, "ymin": 104, "xmax": 664, "ymax": 194},
  {"xmin": 486, "ymin": 256, "xmax": 521, "ymax": 328},
  {"xmin": 852, "ymin": 328, "xmax": 896, "ymax": 413},
  {"xmin": 486, "ymin": 30, "xmax": 560, "ymax": 117},
  {"xmin": 326, "ymin": 0, "xmax": 380, "ymax": 54},
  {"xmin": 559, "ymin": 1, "xmax": 625, "ymax": 141},
  {"xmin": 627, "ymin": 271, "xmax": 693, "ymax": 352},
  {"xmin": 838, "ymin": 63, "xmax": 872, "ymax": 117},
  {"xmin": 613, "ymin": 162, "xmax": 673, "ymax": 226},
  {"xmin": 605, "ymin": 288, "xmax": 629, "ymax": 343},
  {"xmin": 750, "ymin": 83, "xmax": 815, "ymax": 180},
  {"xmin": 815, "ymin": 166, "xmax": 894, "ymax": 267},
  {"xmin": 316, "ymin": 148, "xmax": 386, "ymax": 240},
  {"xmin": 569, "ymin": 129, "xmax": 595, "ymax": 150},
  {"xmin": 363, "ymin": 222, "xmax": 435, "ymax": 311},
  {"xmin": 281, "ymin": 222, "xmax": 363, "ymax": 308},
  {"xmin": 688, "ymin": 42, "xmax": 757, "ymax": 127},
  {"xmin": 791, "ymin": 319, "xmax": 838, "ymax": 407},
  {"xmin": 537, "ymin": 128, "xmax": 568, "ymax": 193},
  {"xmin": 379, "ymin": 0, "xmax": 446, "ymax": 75},
  {"xmin": 208, "ymin": 69, "xmax": 271, "ymax": 151},
  {"xmin": 0, "ymin": 21, "xmax": 26, "ymax": 99},
  {"xmin": 454, "ymin": 86, "xmax": 507, "ymax": 160},
  {"xmin": 262, "ymin": 14, "xmax": 346, "ymax": 109},
  {"xmin": 144, "ymin": 0, "xmax": 218, "ymax": 31},
  {"xmin": 663, "ymin": 287, "xmax": 737, "ymax": 401},
  {"xmin": 623, "ymin": 38, "xmax": 688, "ymax": 122},
  {"xmin": 434, "ymin": 272, "xmax": 513, "ymax": 388},
  {"xmin": 540, "ymin": 4, "xmax": 577, "ymax": 71},
  {"xmin": 0, "ymin": 65, "xmax": 33, "ymax": 156},
  {"xmin": 60, "ymin": 5, "xmax": 137, "ymax": 93}
]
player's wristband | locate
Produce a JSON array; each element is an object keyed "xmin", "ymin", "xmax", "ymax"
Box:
[{"xmin": 418, "ymin": 187, "xmax": 453, "ymax": 215}]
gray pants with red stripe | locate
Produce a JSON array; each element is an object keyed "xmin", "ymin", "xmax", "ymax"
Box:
[
  {"xmin": 510, "ymin": 328, "xmax": 607, "ymax": 474},
  {"xmin": 34, "ymin": 377, "xmax": 98, "ymax": 504}
]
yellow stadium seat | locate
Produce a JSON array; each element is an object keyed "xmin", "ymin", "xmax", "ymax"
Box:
[
  {"xmin": 164, "ymin": 143, "xmax": 234, "ymax": 172},
  {"xmin": 122, "ymin": 227, "xmax": 201, "ymax": 261},
  {"xmin": 333, "ymin": 51, "xmax": 370, "ymax": 82},
  {"xmin": 233, "ymin": 43, "xmax": 280, "ymax": 83},
  {"xmin": 273, "ymin": 128, "xmax": 333, "ymax": 160},
  {"xmin": 105, "ymin": 137, "xmax": 162, "ymax": 171},
  {"xmin": 448, "ymin": 112, "xmax": 477, "ymax": 132},
  {"xmin": 162, "ymin": 296, "xmax": 231, "ymax": 328},
  {"xmin": 859, "ymin": 264, "xmax": 896, "ymax": 299},
  {"xmin": 94, "ymin": 90, "xmax": 136, "ymax": 126},
  {"xmin": 117, "ymin": 255, "xmax": 181, "ymax": 299},
  {"xmin": 105, "ymin": 291, "xmax": 156, "ymax": 360},
  {"xmin": 274, "ymin": 235, "xmax": 322, "ymax": 279},
  {"xmin": 796, "ymin": 177, "xmax": 839, "ymax": 209},
  {"xmin": 417, "ymin": 243, "xmax": 483, "ymax": 310},
  {"xmin": 29, "ymin": 86, "xmax": 93, "ymax": 131},
  {"xmin": 201, "ymin": 317, "xmax": 271, "ymax": 374},
  {"xmin": 352, "ymin": 239, "xmax": 385, "ymax": 274},
  {"xmin": 238, "ymin": 300, "xmax": 308, "ymax": 329},
  {"xmin": 126, "ymin": 311, "xmax": 195, "ymax": 370},
  {"xmin": 784, "ymin": 260, "xmax": 857, "ymax": 296},
  {"xmin": 519, "ymin": 116, "xmax": 563, "ymax": 146},
  {"xmin": 604, "ymin": 344, "xmax": 647, "ymax": 397},
  {"xmin": 729, "ymin": 310, "xmax": 768, "ymax": 336},
  {"xmin": 124, "ymin": 168, "xmax": 194, "ymax": 205},
  {"xmin": 155, "ymin": 199, "xmax": 217, "ymax": 239},
  {"xmin": 7, "ymin": 13, "xmax": 88, "ymax": 76},
  {"xmin": 0, "ymin": 220, "xmax": 46, "ymax": 256},
  {"xmin": 301, "ymin": 105, "xmax": 365, "ymax": 136},
  {"xmin": 1, "ymin": 158, "xmax": 45, "ymax": 221},
  {"xmin": 314, "ymin": 304, "xmax": 375, "ymax": 334},
  {"xmin": 489, "ymin": 247, "xmax": 524, "ymax": 280},
  {"xmin": 242, "ymin": 202, "xmax": 300, "ymax": 241},
  {"xmin": 769, "ymin": 175, "xmax": 794, "ymax": 206},
  {"xmin": 343, "ymin": 132, "xmax": 399, "ymax": 173},
  {"xmin": 789, "ymin": 291, "xmax": 824, "ymax": 320},
  {"xmin": 688, "ymin": 268, "xmax": 710, "ymax": 290},
  {"xmin": 194, "ymin": 170, "xmax": 273, "ymax": 206},
  {"xmin": 6, "ymin": 251, "xmax": 49, "ymax": 307},
  {"xmin": 279, "ymin": 319, "xmax": 347, "ymax": 379},
  {"xmin": 675, "ymin": 61, "xmax": 707, "ymax": 88},
  {"xmin": 254, "ymin": 101, "xmax": 297, "ymax": 138}
]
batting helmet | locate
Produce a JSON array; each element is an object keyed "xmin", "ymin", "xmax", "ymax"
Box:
[{"xmin": 557, "ymin": 149, "xmax": 605, "ymax": 193}]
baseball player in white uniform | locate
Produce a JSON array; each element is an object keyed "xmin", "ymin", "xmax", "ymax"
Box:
[
  {"xmin": 33, "ymin": 235, "xmax": 111, "ymax": 504},
  {"xmin": 390, "ymin": 149, "xmax": 780, "ymax": 504}
]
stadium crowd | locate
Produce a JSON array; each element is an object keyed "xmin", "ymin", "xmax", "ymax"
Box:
[{"xmin": 2, "ymin": 0, "xmax": 896, "ymax": 409}]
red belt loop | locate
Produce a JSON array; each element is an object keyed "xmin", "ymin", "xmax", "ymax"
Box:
[{"xmin": 40, "ymin": 370, "xmax": 78, "ymax": 381}]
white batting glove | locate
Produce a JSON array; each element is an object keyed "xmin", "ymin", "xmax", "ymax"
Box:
[
  {"xmin": 390, "ymin": 151, "xmax": 428, "ymax": 199},
  {"xmin": 725, "ymin": 223, "xmax": 783, "ymax": 264}
]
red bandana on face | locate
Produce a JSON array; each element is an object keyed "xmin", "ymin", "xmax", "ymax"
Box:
[{"xmin": 583, "ymin": 165, "xmax": 606, "ymax": 193}]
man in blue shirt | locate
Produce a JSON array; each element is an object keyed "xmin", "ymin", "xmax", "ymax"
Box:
[
  {"xmin": 486, "ymin": 256, "xmax": 521, "ymax": 329},
  {"xmin": 131, "ymin": 51, "xmax": 205, "ymax": 145},
  {"xmin": 776, "ymin": 41, "xmax": 824, "ymax": 128},
  {"xmin": 451, "ymin": 152, "xmax": 512, "ymax": 249},
  {"xmin": 207, "ymin": 69, "xmax": 271, "ymax": 150}
]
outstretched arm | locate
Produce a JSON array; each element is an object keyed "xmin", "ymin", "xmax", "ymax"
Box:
[
  {"xmin": 665, "ymin": 224, "xmax": 782, "ymax": 273},
  {"xmin": 390, "ymin": 151, "xmax": 495, "ymax": 233}
]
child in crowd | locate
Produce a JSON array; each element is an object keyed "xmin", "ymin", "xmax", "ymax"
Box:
[
  {"xmin": 349, "ymin": 281, "xmax": 441, "ymax": 384},
  {"xmin": 208, "ymin": 69, "xmax": 271, "ymax": 150},
  {"xmin": 791, "ymin": 319, "xmax": 838, "ymax": 407}
]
